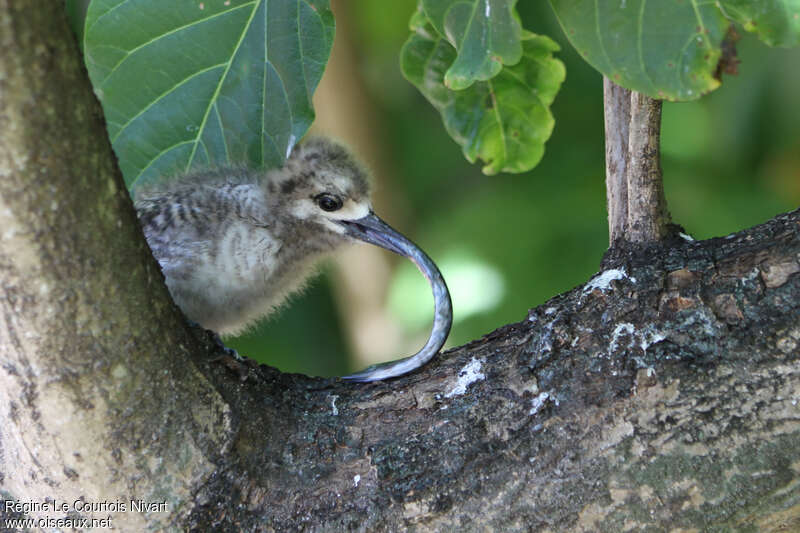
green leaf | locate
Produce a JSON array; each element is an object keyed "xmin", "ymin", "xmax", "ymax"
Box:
[
  {"xmin": 420, "ymin": 0, "xmax": 522, "ymax": 90},
  {"xmin": 549, "ymin": 0, "xmax": 729, "ymax": 101},
  {"xmin": 720, "ymin": 0, "xmax": 800, "ymax": 47},
  {"xmin": 402, "ymin": 29, "xmax": 565, "ymax": 175},
  {"xmin": 84, "ymin": 0, "xmax": 334, "ymax": 189}
]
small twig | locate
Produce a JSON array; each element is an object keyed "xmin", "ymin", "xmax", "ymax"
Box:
[
  {"xmin": 626, "ymin": 91, "xmax": 670, "ymax": 242},
  {"xmin": 603, "ymin": 78, "xmax": 630, "ymax": 245},
  {"xmin": 603, "ymin": 77, "xmax": 672, "ymax": 246}
]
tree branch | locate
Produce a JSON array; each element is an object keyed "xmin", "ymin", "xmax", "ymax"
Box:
[
  {"xmin": 604, "ymin": 78, "xmax": 672, "ymax": 246},
  {"xmin": 0, "ymin": 3, "xmax": 233, "ymax": 530},
  {"xmin": 186, "ymin": 209, "xmax": 800, "ymax": 532},
  {"xmin": 626, "ymin": 91, "xmax": 671, "ymax": 242},
  {"xmin": 604, "ymin": 78, "xmax": 630, "ymax": 245}
]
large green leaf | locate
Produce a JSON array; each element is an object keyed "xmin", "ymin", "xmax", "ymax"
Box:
[
  {"xmin": 720, "ymin": 0, "xmax": 800, "ymax": 46},
  {"xmin": 402, "ymin": 28, "xmax": 565, "ymax": 175},
  {"xmin": 549, "ymin": 1, "xmax": 800, "ymax": 101},
  {"xmin": 549, "ymin": 0, "xmax": 729, "ymax": 101},
  {"xmin": 84, "ymin": 0, "xmax": 334, "ymax": 189},
  {"xmin": 420, "ymin": 0, "xmax": 523, "ymax": 89}
]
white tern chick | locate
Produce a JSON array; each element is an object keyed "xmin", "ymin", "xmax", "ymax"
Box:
[{"xmin": 134, "ymin": 137, "xmax": 452, "ymax": 381}]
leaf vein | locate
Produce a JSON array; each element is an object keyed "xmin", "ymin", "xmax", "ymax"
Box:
[
  {"xmin": 98, "ymin": 1, "xmax": 258, "ymax": 85},
  {"xmin": 184, "ymin": 0, "xmax": 263, "ymax": 172},
  {"xmin": 130, "ymin": 141, "xmax": 195, "ymax": 189},
  {"xmin": 111, "ymin": 63, "xmax": 227, "ymax": 143}
]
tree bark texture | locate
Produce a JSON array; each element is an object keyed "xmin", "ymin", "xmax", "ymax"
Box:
[
  {"xmin": 0, "ymin": 3, "xmax": 233, "ymax": 531},
  {"xmin": 184, "ymin": 211, "xmax": 800, "ymax": 532},
  {"xmin": 1, "ymin": 5, "xmax": 799, "ymax": 533},
  {"xmin": 604, "ymin": 78, "xmax": 672, "ymax": 246}
]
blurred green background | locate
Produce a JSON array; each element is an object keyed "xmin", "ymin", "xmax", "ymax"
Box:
[{"xmin": 71, "ymin": 0, "xmax": 799, "ymax": 377}]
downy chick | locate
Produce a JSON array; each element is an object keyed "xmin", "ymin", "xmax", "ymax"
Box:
[{"xmin": 134, "ymin": 137, "xmax": 451, "ymax": 381}]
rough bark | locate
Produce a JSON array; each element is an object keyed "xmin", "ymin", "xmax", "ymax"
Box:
[
  {"xmin": 604, "ymin": 78, "xmax": 630, "ymax": 244},
  {"xmin": 604, "ymin": 78, "xmax": 672, "ymax": 245},
  {"xmin": 183, "ymin": 212, "xmax": 800, "ymax": 532},
  {"xmin": 0, "ymin": 3, "xmax": 233, "ymax": 531},
  {"xmin": 1, "ymin": 5, "xmax": 799, "ymax": 533}
]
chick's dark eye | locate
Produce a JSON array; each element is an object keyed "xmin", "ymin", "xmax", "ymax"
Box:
[{"xmin": 315, "ymin": 193, "xmax": 343, "ymax": 212}]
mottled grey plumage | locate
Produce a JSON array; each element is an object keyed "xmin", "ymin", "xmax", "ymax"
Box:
[{"xmin": 134, "ymin": 137, "xmax": 452, "ymax": 381}]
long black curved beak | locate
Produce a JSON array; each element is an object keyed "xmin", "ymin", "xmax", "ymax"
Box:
[{"xmin": 338, "ymin": 212, "xmax": 452, "ymax": 381}]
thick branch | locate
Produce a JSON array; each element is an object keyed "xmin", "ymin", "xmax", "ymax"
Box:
[
  {"xmin": 187, "ymin": 209, "xmax": 800, "ymax": 532},
  {"xmin": 604, "ymin": 78, "xmax": 672, "ymax": 246},
  {"xmin": 0, "ymin": 3, "xmax": 233, "ymax": 529}
]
